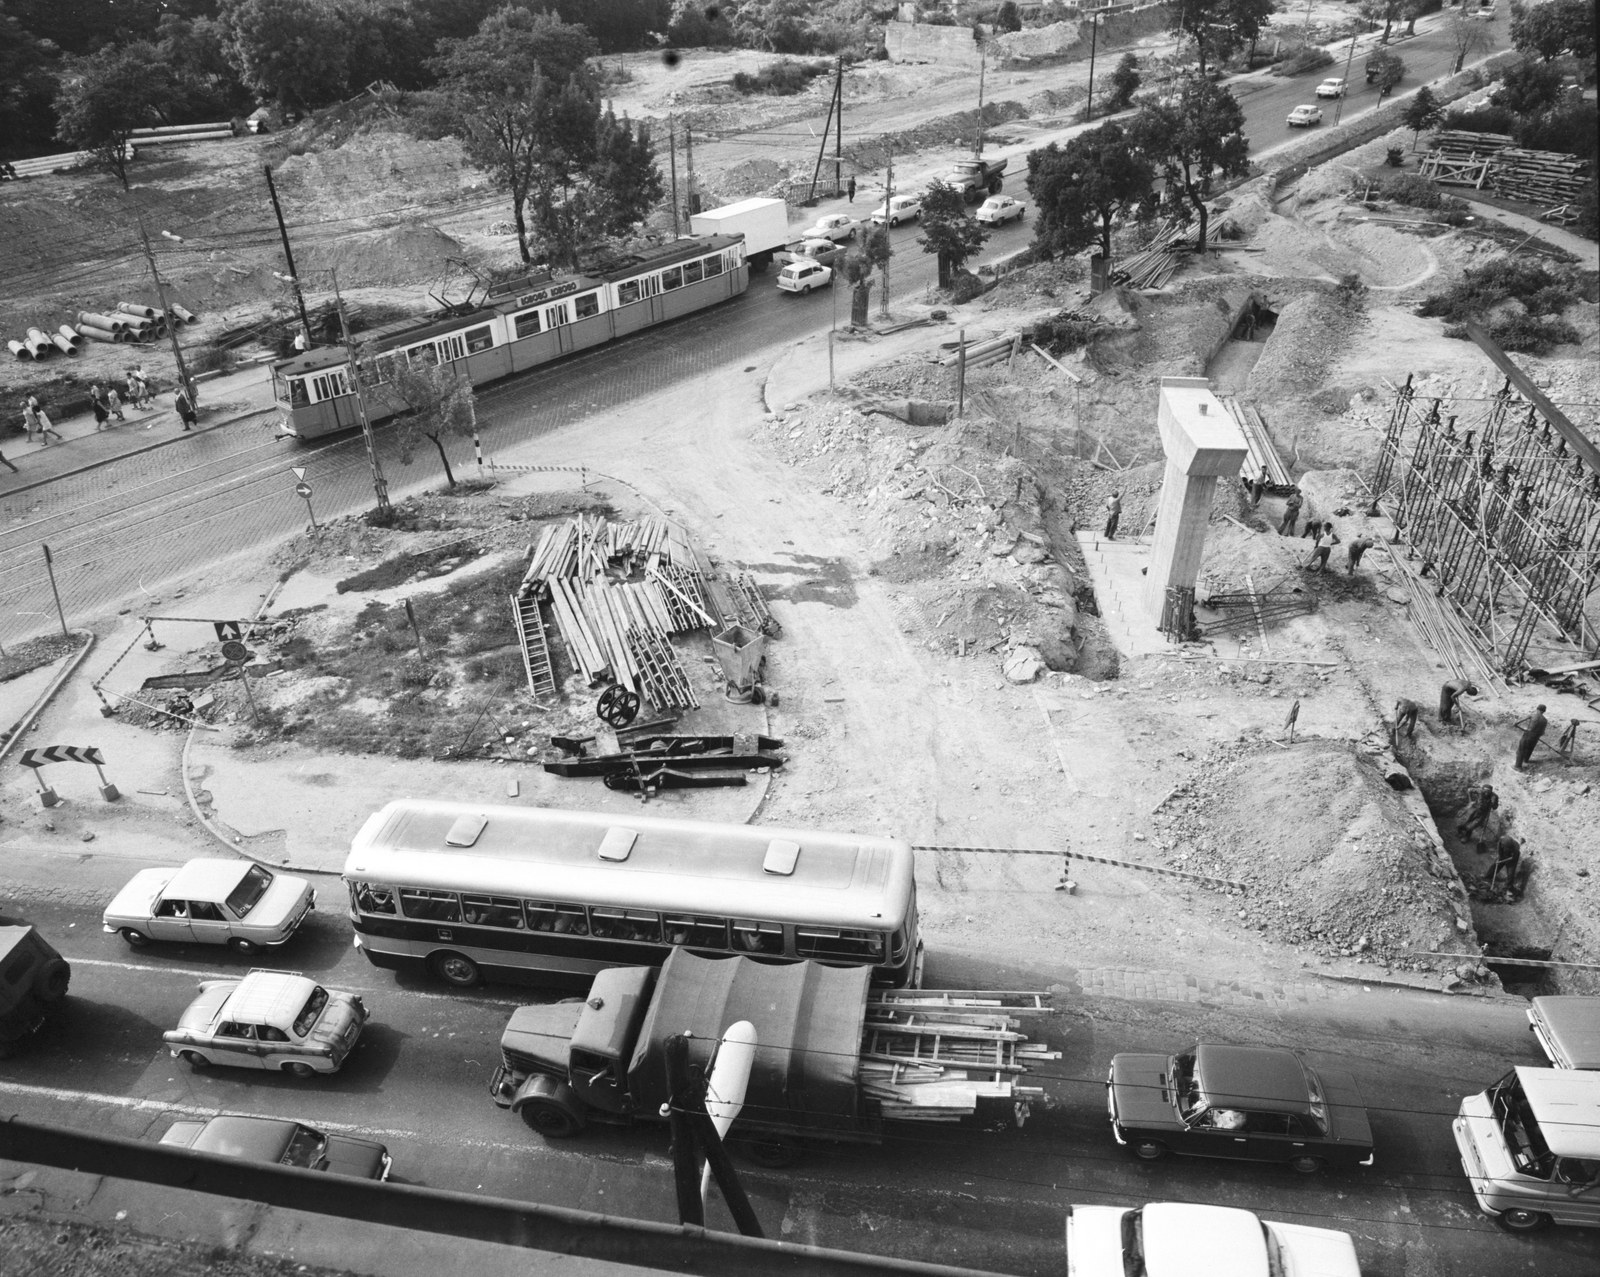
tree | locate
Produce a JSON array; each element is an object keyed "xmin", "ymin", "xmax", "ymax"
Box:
[
  {"xmin": 842, "ymin": 225, "xmax": 890, "ymax": 327},
  {"xmin": 1510, "ymin": 0, "xmax": 1595, "ymax": 63},
  {"xmin": 918, "ymin": 180, "xmax": 988, "ymax": 286},
  {"xmin": 221, "ymin": 0, "xmax": 351, "ymax": 113},
  {"xmin": 1177, "ymin": 0, "xmax": 1275, "ymax": 74},
  {"xmin": 54, "ymin": 42, "xmax": 180, "ymax": 188},
  {"xmin": 0, "ymin": 2, "xmax": 60, "ymax": 160},
  {"xmin": 1359, "ymin": 0, "xmax": 1401, "ymax": 43},
  {"xmin": 155, "ymin": 13, "xmax": 254, "ymax": 120},
  {"xmin": 590, "ymin": 106, "xmax": 664, "ymax": 235},
  {"xmin": 1368, "ymin": 49, "xmax": 1405, "ymax": 95},
  {"xmin": 552, "ymin": 0, "xmax": 670, "ymax": 53},
  {"xmin": 1448, "ymin": 11, "xmax": 1493, "ymax": 75},
  {"xmin": 384, "ymin": 357, "xmax": 475, "ymax": 489},
  {"xmin": 1401, "ymin": 84, "xmax": 1443, "ymax": 148},
  {"xmin": 1106, "ymin": 53, "xmax": 1141, "ymax": 112},
  {"xmin": 1495, "ymin": 57, "xmax": 1563, "ymax": 117},
  {"xmin": 1131, "ymin": 77, "xmax": 1249, "ymax": 252},
  {"xmin": 995, "ymin": 1, "xmax": 1022, "ymax": 33},
  {"xmin": 1027, "ymin": 121, "xmax": 1154, "ymax": 262}
]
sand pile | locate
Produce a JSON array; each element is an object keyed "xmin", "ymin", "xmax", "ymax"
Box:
[
  {"xmin": 1158, "ymin": 741, "xmax": 1480, "ymax": 967},
  {"xmin": 297, "ymin": 224, "xmax": 466, "ymax": 288}
]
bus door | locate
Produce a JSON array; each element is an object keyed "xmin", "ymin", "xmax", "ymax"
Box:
[{"xmin": 546, "ymin": 302, "xmax": 573, "ymax": 355}]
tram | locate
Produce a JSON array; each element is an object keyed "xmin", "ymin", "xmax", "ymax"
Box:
[{"xmin": 270, "ymin": 234, "xmax": 749, "ymax": 440}]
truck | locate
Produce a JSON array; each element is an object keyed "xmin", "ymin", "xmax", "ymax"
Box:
[
  {"xmin": 490, "ymin": 948, "xmax": 1055, "ymax": 1164},
  {"xmin": 0, "ymin": 915, "xmax": 71, "ymax": 1059},
  {"xmin": 689, "ymin": 198, "xmax": 790, "ymax": 272},
  {"xmin": 947, "ymin": 156, "xmax": 1008, "ymax": 204}
]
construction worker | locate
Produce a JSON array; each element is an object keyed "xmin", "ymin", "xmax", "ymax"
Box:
[
  {"xmin": 1393, "ymin": 698, "xmax": 1420, "ymax": 748},
  {"xmin": 1103, "ymin": 491, "xmax": 1122, "ymax": 540},
  {"xmin": 1513, "ymin": 704, "xmax": 1548, "ymax": 771},
  {"xmin": 1439, "ymin": 679, "xmax": 1477, "ymax": 727},
  {"xmin": 1487, "ymin": 834, "xmax": 1522, "ymax": 894},
  {"xmin": 1250, "ymin": 465, "xmax": 1270, "ymax": 507},
  {"xmin": 1279, "ymin": 490, "xmax": 1303, "ymax": 535},
  {"xmin": 1457, "ymin": 783, "xmax": 1498, "ymax": 838},
  {"xmin": 1345, "ymin": 535, "xmax": 1374, "ymax": 574},
  {"xmin": 1307, "ymin": 525, "xmax": 1339, "ymax": 573},
  {"xmin": 1302, "ymin": 518, "xmax": 1321, "ymax": 540}
]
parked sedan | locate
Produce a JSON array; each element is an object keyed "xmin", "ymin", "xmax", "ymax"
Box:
[
  {"xmin": 870, "ymin": 195, "xmax": 923, "ymax": 227},
  {"xmin": 1527, "ymin": 995, "xmax": 1600, "ymax": 1069},
  {"xmin": 1286, "ymin": 104, "xmax": 1324, "ymax": 128},
  {"xmin": 165, "ymin": 969, "xmax": 368, "ymax": 1078},
  {"xmin": 103, "ymin": 859, "xmax": 314, "ymax": 953},
  {"xmin": 1065, "ymin": 1201, "xmax": 1363, "ymax": 1276},
  {"xmin": 776, "ymin": 237, "xmax": 846, "ymax": 269},
  {"xmin": 802, "ymin": 213, "xmax": 860, "ymax": 243},
  {"xmin": 974, "ymin": 195, "xmax": 1026, "ymax": 226},
  {"xmin": 161, "ymin": 1114, "xmax": 391, "ymax": 1179},
  {"xmin": 1107, "ymin": 1043, "xmax": 1374, "ymax": 1173},
  {"xmin": 1315, "ymin": 78, "xmax": 1347, "ymax": 99}
]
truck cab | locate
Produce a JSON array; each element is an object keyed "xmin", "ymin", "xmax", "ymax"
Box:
[
  {"xmin": 948, "ymin": 157, "xmax": 1007, "ymax": 203},
  {"xmin": 0, "ymin": 916, "xmax": 71, "ymax": 1058}
]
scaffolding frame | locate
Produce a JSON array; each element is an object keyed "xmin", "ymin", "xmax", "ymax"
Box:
[{"xmin": 1372, "ymin": 325, "xmax": 1600, "ymax": 677}]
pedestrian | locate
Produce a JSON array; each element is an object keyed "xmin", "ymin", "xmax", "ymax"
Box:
[
  {"xmin": 1513, "ymin": 703, "xmax": 1548, "ymax": 771},
  {"xmin": 0, "ymin": 446, "xmax": 17, "ymax": 474},
  {"xmin": 131, "ymin": 365, "xmax": 152, "ymax": 408},
  {"xmin": 1250, "ymin": 464, "xmax": 1269, "ymax": 507},
  {"xmin": 1284, "ymin": 699, "xmax": 1300, "ymax": 744},
  {"xmin": 106, "ymin": 385, "xmax": 126, "ymax": 422},
  {"xmin": 847, "ymin": 176, "xmax": 856, "ymax": 202},
  {"xmin": 1393, "ymin": 697, "xmax": 1420, "ymax": 748},
  {"xmin": 1345, "ymin": 535, "xmax": 1374, "ymax": 574},
  {"xmin": 1487, "ymin": 834, "xmax": 1522, "ymax": 893},
  {"xmin": 1438, "ymin": 679, "xmax": 1478, "ymax": 727},
  {"xmin": 1279, "ymin": 490, "xmax": 1303, "ymax": 536},
  {"xmin": 23, "ymin": 398, "xmax": 61, "ymax": 444},
  {"xmin": 1103, "ymin": 490, "xmax": 1122, "ymax": 540},
  {"xmin": 1302, "ymin": 518, "xmax": 1321, "ymax": 540},
  {"xmin": 174, "ymin": 384, "xmax": 197, "ymax": 431},
  {"xmin": 90, "ymin": 383, "xmax": 110, "ymax": 431},
  {"xmin": 1307, "ymin": 524, "xmax": 1339, "ymax": 573},
  {"xmin": 125, "ymin": 370, "xmax": 143, "ymax": 409},
  {"xmin": 1456, "ymin": 783, "xmax": 1498, "ymax": 838}
]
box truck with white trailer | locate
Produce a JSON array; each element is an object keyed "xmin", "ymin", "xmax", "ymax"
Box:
[{"xmin": 690, "ymin": 198, "xmax": 791, "ymax": 272}]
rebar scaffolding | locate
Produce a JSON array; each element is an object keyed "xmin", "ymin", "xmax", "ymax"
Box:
[{"xmin": 1371, "ymin": 325, "xmax": 1600, "ymax": 676}]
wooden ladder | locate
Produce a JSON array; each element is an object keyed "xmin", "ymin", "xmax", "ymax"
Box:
[{"xmin": 511, "ymin": 592, "xmax": 559, "ymax": 703}]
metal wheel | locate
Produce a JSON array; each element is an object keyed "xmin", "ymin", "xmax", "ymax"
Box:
[
  {"xmin": 180, "ymin": 1050, "xmax": 209, "ymax": 1069},
  {"xmin": 431, "ymin": 951, "xmax": 480, "ymax": 988},
  {"xmin": 1493, "ymin": 1208, "xmax": 1551, "ymax": 1234},
  {"xmin": 281, "ymin": 1061, "xmax": 317, "ymax": 1080},
  {"xmin": 597, "ymin": 685, "xmax": 641, "ymax": 728},
  {"xmin": 1132, "ymin": 1139, "xmax": 1168, "ymax": 1161},
  {"xmin": 120, "ymin": 929, "xmax": 150, "ymax": 948}
]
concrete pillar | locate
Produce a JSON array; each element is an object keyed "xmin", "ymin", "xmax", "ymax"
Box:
[{"xmin": 1144, "ymin": 377, "xmax": 1249, "ymax": 619}]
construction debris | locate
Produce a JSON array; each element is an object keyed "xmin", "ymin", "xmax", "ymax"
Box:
[
  {"xmin": 1419, "ymin": 131, "xmax": 1592, "ymax": 206},
  {"xmin": 1112, "ymin": 216, "xmax": 1230, "ymax": 290}
]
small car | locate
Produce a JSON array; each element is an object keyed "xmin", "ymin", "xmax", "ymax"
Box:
[
  {"xmin": 802, "ymin": 213, "xmax": 860, "ymax": 243},
  {"xmin": 1315, "ymin": 78, "xmax": 1347, "ymax": 99},
  {"xmin": 1286, "ymin": 104, "xmax": 1324, "ymax": 128},
  {"xmin": 1065, "ymin": 1201, "xmax": 1363, "ymax": 1277},
  {"xmin": 1107, "ymin": 1043, "xmax": 1374, "ymax": 1173},
  {"xmin": 870, "ymin": 195, "xmax": 923, "ymax": 227},
  {"xmin": 0, "ymin": 915, "xmax": 71, "ymax": 1059},
  {"xmin": 164, "ymin": 969, "xmax": 368, "ymax": 1078},
  {"xmin": 775, "ymin": 259, "xmax": 833, "ymax": 295},
  {"xmin": 160, "ymin": 1114, "xmax": 391, "ymax": 1179},
  {"xmin": 776, "ymin": 237, "xmax": 846, "ymax": 269},
  {"xmin": 975, "ymin": 195, "xmax": 1026, "ymax": 226},
  {"xmin": 1527, "ymin": 995, "xmax": 1600, "ymax": 1069},
  {"xmin": 103, "ymin": 859, "xmax": 315, "ymax": 954}
]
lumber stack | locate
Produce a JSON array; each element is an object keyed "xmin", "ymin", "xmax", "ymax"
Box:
[
  {"xmin": 626, "ymin": 626, "xmax": 699, "ymax": 710},
  {"xmin": 647, "ymin": 563, "xmax": 714, "ymax": 633},
  {"xmin": 1428, "ymin": 129, "xmax": 1513, "ymax": 160},
  {"xmin": 1220, "ymin": 397, "xmax": 1292, "ymax": 492},
  {"xmin": 1111, "ymin": 215, "xmax": 1229, "ymax": 290},
  {"xmin": 1484, "ymin": 148, "xmax": 1591, "ymax": 206},
  {"xmin": 547, "ymin": 578, "xmax": 682, "ymax": 693},
  {"xmin": 521, "ymin": 513, "xmax": 689, "ymax": 592}
]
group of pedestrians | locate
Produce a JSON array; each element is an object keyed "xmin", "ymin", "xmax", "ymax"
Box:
[{"xmin": 5, "ymin": 369, "xmax": 198, "ymax": 476}]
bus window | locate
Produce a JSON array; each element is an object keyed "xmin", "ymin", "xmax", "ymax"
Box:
[
  {"xmin": 464, "ymin": 325, "xmax": 493, "ymax": 354},
  {"xmin": 574, "ymin": 292, "xmax": 600, "ymax": 319},
  {"xmin": 704, "ymin": 254, "xmax": 725, "ymax": 278},
  {"xmin": 289, "ymin": 379, "xmax": 310, "ymax": 408},
  {"xmin": 514, "ymin": 310, "xmax": 541, "ymax": 339},
  {"xmin": 462, "ymin": 895, "xmax": 525, "ymax": 929},
  {"xmin": 732, "ymin": 920, "xmax": 784, "ymax": 955},
  {"xmin": 665, "ymin": 916, "xmax": 728, "ymax": 949},
  {"xmin": 527, "ymin": 901, "xmax": 589, "ymax": 935},
  {"xmin": 797, "ymin": 928, "xmax": 886, "ymax": 961},
  {"xmin": 590, "ymin": 909, "xmax": 662, "ymax": 943},
  {"xmin": 351, "ymin": 883, "xmax": 396, "ymax": 915},
  {"xmin": 661, "ymin": 266, "xmax": 684, "ymax": 291},
  {"xmin": 400, "ymin": 888, "xmax": 461, "ymax": 923},
  {"xmin": 682, "ymin": 260, "xmax": 704, "ymax": 285},
  {"xmin": 617, "ymin": 280, "xmax": 642, "ymax": 305}
]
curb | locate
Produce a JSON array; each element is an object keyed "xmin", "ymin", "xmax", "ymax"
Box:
[
  {"xmin": 0, "ymin": 630, "xmax": 97, "ymax": 768},
  {"xmin": 1309, "ymin": 966, "xmax": 1524, "ymax": 1002}
]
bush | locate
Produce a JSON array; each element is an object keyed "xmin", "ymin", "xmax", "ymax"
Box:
[
  {"xmin": 1028, "ymin": 310, "xmax": 1097, "ymax": 354},
  {"xmin": 948, "ymin": 270, "xmax": 986, "ymax": 304},
  {"xmin": 1446, "ymin": 314, "xmax": 1581, "ymax": 354},
  {"xmin": 1385, "ymin": 146, "xmax": 1405, "ymax": 167},
  {"xmin": 189, "ymin": 342, "xmax": 238, "ymax": 374},
  {"xmin": 1419, "ymin": 259, "xmax": 1579, "ymax": 323},
  {"xmin": 1516, "ymin": 100, "xmax": 1598, "ymax": 158},
  {"xmin": 1442, "ymin": 104, "xmax": 1517, "ymax": 135},
  {"xmin": 1379, "ymin": 172, "xmax": 1446, "ymax": 208},
  {"xmin": 1272, "ymin": 46, "xmax": 1335, "ymax": 77},
  {"xmin": 732, "ymin": 59, "xmax": 830, "ymax": 96}
]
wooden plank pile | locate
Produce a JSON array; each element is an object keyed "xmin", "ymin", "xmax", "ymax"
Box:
[
  {"xmin": 522, "ymin": 513, "xmax": 689, "ymax": 589},
  {"xmin": 1428, "ymin": 129, "xmax": 1513, "ymax": 160},
  {"xmin": 1484, "ymin": 148, "xmax": 1591, "ymax": 207},
  {"xmin": 1220, "ymin": 397, "xmax": 1293, "ymax": 492},
  {"xmin": 858, "ymin": 989, "xmax": 1058, "ymax": 1123},
  {"xmin": 547, "ymin": 578, "xmax": 696, "ymax": 708},
  {"xmin": 1111, "ymin": 215, "xmax": 1230, "ymax": 290},
  {"xmin": 647, "ymin": 563, "xmax": 716, "ymax": 633}
]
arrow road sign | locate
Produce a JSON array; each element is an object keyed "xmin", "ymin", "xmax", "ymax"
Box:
[
  {"xmin": 19, "ymin": 746, "xmax": 106, "ymax": 769},
  {"xmin": 295, "ymin": 481, "xmax": 313, "ymax": 498},
  {"xmin": 214, "ymin": 621, "xmax": 243, "ymax": 642}
]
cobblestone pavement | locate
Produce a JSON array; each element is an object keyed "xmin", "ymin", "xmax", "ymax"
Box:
[{"xmin": 1076, "ymin": 965, "xmax": 1358, "ymax": 1007}]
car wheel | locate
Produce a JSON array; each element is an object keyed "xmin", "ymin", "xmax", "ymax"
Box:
[
  {"xmin": 1132, "ymin": 1139, "xmax": 1168, "ymax": 1161},
  {"xmin": 33, "ymin": 957, "xmax": 71, "ymax": 1004},
  {"xmin": 519, "ymin": 1094, "xmax": 587, "ymax": 1138},
  {"xmin": 1493, "ymin": 1207, "xmax": 1550, "ymax": 1234},
  {"xmin": 737, "ymin": 1136, "xmax": 802, "ymax": 1168},
  {"xmin": 1287, "ymin": 1154, "xmax": 1326, "ymax": 1174},
  {"xmin": 431, "ymin": 951, "xmax": 480, "ymax": 988},
  {"xmin": 228, "ymin": 937, "xmax": 262, "ymax": 956},
  {"xmin": 180, "ymin": 1050, "xmax": 209, "ymax": 1069},
  {"xmin": 281, "ymin": 1061, "xmax": 318, "ymax": 1080},
  {"xmin": 120, "ymin": 929, "xmax": 150, "ymax": 948}
]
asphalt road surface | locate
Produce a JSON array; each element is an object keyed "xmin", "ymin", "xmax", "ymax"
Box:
[{"xmin": 1, "ymin": 873, "xmax": 1594, "ymax": 1276}]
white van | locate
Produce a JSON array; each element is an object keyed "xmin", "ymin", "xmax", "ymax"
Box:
[{"xmin": 1453, "ymin": 1066, "xmax": 1600, "ymax": 1233}]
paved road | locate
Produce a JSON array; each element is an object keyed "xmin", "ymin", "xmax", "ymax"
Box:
[{"xmin": 1, "ymin": 872, "xmax": 1595, "ymax": 1276}]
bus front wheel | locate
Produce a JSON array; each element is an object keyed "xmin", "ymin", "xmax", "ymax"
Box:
[{"xmin": 431, "ymin": 951, "xmax": 480, "ymax": 988}]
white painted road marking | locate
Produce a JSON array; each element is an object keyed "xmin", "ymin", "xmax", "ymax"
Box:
[{"xmin": 62, "ymin": 957, "xmax": 523, "ymax": 1008}]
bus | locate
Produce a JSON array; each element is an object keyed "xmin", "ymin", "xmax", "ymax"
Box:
[
  {"xmin": 342, "ymin": 801, "xmax": 923, "ymax": 990},
  {"xmin": 271, "ymin": 233, "xmax": 750, "ymax": 441}
]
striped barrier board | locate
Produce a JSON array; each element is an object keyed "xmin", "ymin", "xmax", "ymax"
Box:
[
  {"xmin": 912, "ymin": 844, "xmax": 1246, "ymax": 891},
  {"xmin": 19, "ymin": 745, "xmax": 105, "ymax": 768}
]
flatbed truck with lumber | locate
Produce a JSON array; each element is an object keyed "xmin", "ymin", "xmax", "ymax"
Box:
[{"xmin": 490, "ymin": 948, "xmax": 1056, "ymax": 1164}]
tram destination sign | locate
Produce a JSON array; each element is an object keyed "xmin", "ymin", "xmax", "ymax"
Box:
[{"xmin": 515, "ymin": 280, "xmax": 579, "ymax": 308}]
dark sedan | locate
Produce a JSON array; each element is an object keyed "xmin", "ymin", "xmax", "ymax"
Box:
[
  {"xmin": 160, "ymin": 1114, "xmax": 391, "ymax": 1179},
  {"xmin": 1107, "ymin": 1043, "xmax": 1373, "ymax": 1174}
]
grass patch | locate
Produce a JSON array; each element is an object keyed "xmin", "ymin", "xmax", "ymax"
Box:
[
  {"xmin": 335, "ymin": 540, "xmax": 482, "ymax": 593},
  {"xmin": 1419, "ymin": 260, "xmax": 1582, "ymax": 354}
]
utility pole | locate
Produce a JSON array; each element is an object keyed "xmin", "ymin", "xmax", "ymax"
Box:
[
  {"xmin": 879, "ymin": 146, "xmax": 892, "ymax": 321},
  {"xmin": 263, "ymin": 164, "xmax": 311, "ymax": 341},
  {"xmin": 132, "ymin": 208, "xmax": 195, "ymax": 407},
  {"xmin": 1086, "ymin": 11, "xmax": 1100, "ymax": 122},
  {"xmin": 834, "ymin": 55, "xmax": 844, "ymax": 195},
  {"xmin": 684, "ymin": 124, "xmax": 697, "ymax": 216},
  {"xmin": 975, "ymin": 48, "xmax": 987, "ymax": 156},
  {"xmin": 1333, "ymin": 32, "xmax": 1360, "ymax": 126},
  {"xmin": 329, "ymin": 267, "xmax": 391, "ymax": 518},
  {"xmin": 668, "ymin": 117, "xmax": 680, "ymax": 237}
]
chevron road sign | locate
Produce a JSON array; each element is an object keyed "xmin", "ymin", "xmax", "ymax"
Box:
[{"xmin": 18, "ymin": 745, "xmax": 105, "ymax": 769}]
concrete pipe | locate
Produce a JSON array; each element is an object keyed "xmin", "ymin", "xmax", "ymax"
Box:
[
  {"xmin": 49, "ymin": 333, "xmax": 78, "ymax": 356},
  {"xmin": 57, "ymin": 324, "xmax": 85, "ymax": 347},
  {"xmin": 77, "ymin": 311, "xmax": 126, "ymax": 334},
  {"xmin": 75, "ymin": 325, "xmax": 119, "ymax": 343},
  {"xmin": 8, "ymin": 339, "xmax": 33, "ymax": 360},
  {"xmin": 24, "ymin": 329, "xmax": 52, "ymax": 358},
  {"xmin": 170, "ymin": 304, "xmax": 196, "ymax": 325},
  {"xmin": 117, "ymin": 301, "xmax": 164, "ymax": 321}
]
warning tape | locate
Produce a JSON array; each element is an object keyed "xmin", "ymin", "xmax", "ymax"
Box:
[
  {"xmin": 483, "ymin": 463, "xmax": 591, "ymax": 477},
  {"xmin": 912, "ymin": 844, "xmax": 1246, "ymax": 892}
]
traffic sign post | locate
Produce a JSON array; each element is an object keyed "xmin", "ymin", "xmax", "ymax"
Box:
[
  {"xmin": 222, "ymin": 641, "xmax": 261, "ymax": 725},
  {"xmin": 19, "ymin": 745, "xmax": 119, "ymax": 804},
  {"xmin": 292, "ymin": 470, "xmax": 319, "ymax": 530}
]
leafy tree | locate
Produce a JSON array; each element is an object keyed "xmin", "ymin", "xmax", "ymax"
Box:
[
  {"xmin": 553, "ymin": 0, "xmax": 671, "ymax": 53},
  {"xmin": 384, "ymin": 357, "xmax": 475, "ymax": 489},
  {"xmin": 0, "ymin": 1, "xmax": 60, "ymax": 160},
  {"xmin": 842, "ymin": 225, "xmax": 890, "ymax": 327},
  {"xmin": 7, "ymin": 0, "xmax": 164, "ymax": 56},
  {"xmin": 995, "ymin": 1, "xmax": 1022, "ymax": 33},
  {"xmin": 1027, "ymin": 121, "xmax": 1154, "ymax": 262},
  {"xmin": 1448, "ymin": 11, "xmax": 1493, "ymax": 75},
  {"xmin": 339, "ymin": 0, "xmax": 435, "ymax": 92},
  {"xmin": 1495, "ymin": 57, "xmax": 1563, "ymax": 117},
  {"xmin": 590, "ymin": 106, "xmax": 665, "ymax": 235},
  {"xmin": 668, "ymin": 4, "xmax": 737, "ymax": 46},
  {"xmin": 918, "ymin": 180, "xmax": 988, "ymax": 286},
  {"xmin": 1106, "ymin": 53, "xmax": 1141, "ymax": 112},
  {"xmin": 155, "ymin": 13, "xmax": 254, "ymax": 120},
  {"xmin": 1401, "ymin": 84, "xmax": 1443, "ymax": 147},
  {"xmin": 1359, "ymin": 0, "xmax": 1401, "ymax": 43},
  {"xmin": 1131, "ymin": 77, "xmax": 1249, "ymax": 252},
  {"xmin": 1399, "ymin": 0, "xmax": 1428, "ymax": 36},
  {"xmin": 54, "ymin": 41, "xmax": 181, "ymax": 188},
  {"xmin": 1510, "ymin": 0, "xmax": 1595, "ymax": 63},
  {"xmin": 221, "ymin": 0, "xmax": 351, "ymax": 113},
  {"xmin": 1177, "ymin": 0, "xmax": 1274, "ymax": 74}
]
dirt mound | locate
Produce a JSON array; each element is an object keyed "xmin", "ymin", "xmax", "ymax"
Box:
[
  {"xmin": 1247, "ymin": 290, "xmax": 1365, "ymax": 400},
  {"xmin": 273, "ymin": 128, "xmax": 486, "ymax": 219},
  {"xmin": 297, "ymin": 224, "xmax": 466, "ymax": 288},
  {"xmin": 1161, "ymin": 741, "xmax": 1479, "ymax": 968}
]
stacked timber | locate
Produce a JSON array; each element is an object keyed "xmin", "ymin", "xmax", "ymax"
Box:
[
  {"xmin": 1428, "ymin": 130, "xmax": 1513, "ymax": 160},
  {"xmin": 1484, "ymin": 148, "xmax": 1591, "ymax": 206},
  {"xmin": 1111, "ymin": 215, "xmax": 1229, "ymax": 290},
  {"xmin": 1220, "ymin": 397, "xmax": 1292, "ymax": 492},
  {"xmin": 522, "ymin": 513, "xmax": 694, "ymax": 592}
]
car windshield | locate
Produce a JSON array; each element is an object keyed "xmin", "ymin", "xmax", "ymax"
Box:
[
  {"xmin": 1170, "ymin": 1051, "xmax": 1202, "ymax": 1119},
  {"xmin": 282, "ymin": 1124, "xmax": 328, "ymax": 1169},
  {"xmin": 225, "ymin": 865, "xmax": 274, "ymax": 917},
  {"xmin": 1120, "ymin": 1208, "xmax": 1146, "ymax": 1277},
  {"xmin": 1490, "ymin": 1073, "xmax": 1556, "ymax": 1178},
  {"xmin": 292, "ymin": 986, "xmax": 330, "ymax": 1037}
]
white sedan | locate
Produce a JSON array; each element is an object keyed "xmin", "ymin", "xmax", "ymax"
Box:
[
  {"xmin": 164, "ymin": 969, "xmax": 369, "ymax": 1078},
  {"xmin": 1315, "ymin": 78, "xmax": 1347, "ymax": 99},
  {"xmin": 870, "ymin": 195, "xmax": 923, "ymax": 227},
  {"xmin": 975, "ymin": 195, "xmax": 1026, "ymax": 226},
  {"xmin": 1286, "ymin": 104, "xmax": 1324, "ymax": 128},
  {"xmin": 103, "ymin": 859, "xmax": 314, "ymax": 954},
  {"xmin": 1065, "ymin": 1202, "xmax": 1362, "ymax": 1276},
  {"xmin": 802, "ymin": 213, "xmax": 861, "ymax": 243}
]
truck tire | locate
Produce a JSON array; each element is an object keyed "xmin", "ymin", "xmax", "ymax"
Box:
[
  {"xmin": 988, "ymin": 178, "xmax": 1003, "ymax": 195},
  {"xmin": 33, "ymin": 958, "xmax": 70, "ymax": 1004},
  {"xmin": 516, "ymin": 1077, "xmax": 588, "ymax": 1138}
]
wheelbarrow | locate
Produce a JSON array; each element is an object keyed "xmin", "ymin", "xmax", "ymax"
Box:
[{"xmin": 710, "ymin": 624, "xmax": 775, "ymax": 705}]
